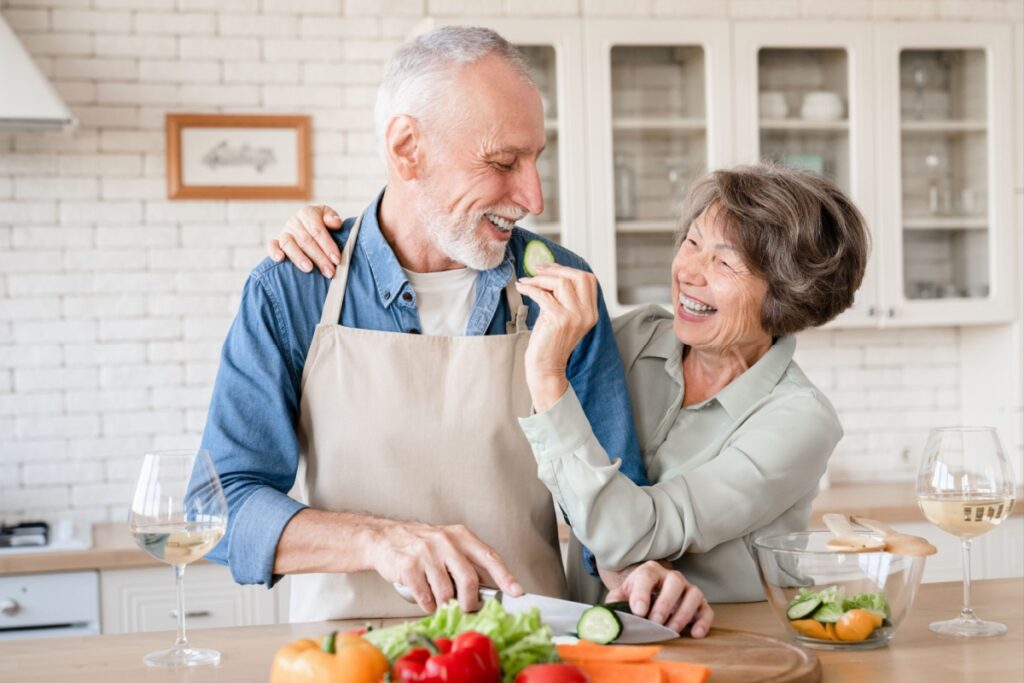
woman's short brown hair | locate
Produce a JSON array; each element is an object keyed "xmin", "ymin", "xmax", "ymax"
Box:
[{"xmin": 676, "ymin": 163, "xmax": 870, "ymax": 336}]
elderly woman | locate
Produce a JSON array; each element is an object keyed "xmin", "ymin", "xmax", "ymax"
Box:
[
  {"xmin": 514, "ymin": 163, "xmax": 869, "ymax": 611},
  {"xmin": 268, "ymin": 163, "xmax": 869, "ymax": 633}
]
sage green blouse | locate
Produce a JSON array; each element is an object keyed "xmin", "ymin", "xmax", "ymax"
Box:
[{"xmin": 519, "ymin": 305, "xmax": 842, "ymax": 602}]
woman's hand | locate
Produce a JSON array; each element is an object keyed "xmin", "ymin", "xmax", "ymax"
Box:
[
  {"xmin": 267, "ymin": 204, "xmax": 344, "ymax": 277},
  {"xmin": 514, "ymin": 264, "xmax": 598, "ymax": 412},
  {"xmin": 600, "ymin": 560, "xmax": 714, "ymax": 638}
]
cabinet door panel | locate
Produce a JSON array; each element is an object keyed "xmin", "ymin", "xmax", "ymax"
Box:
[
  {"xmin": 876, "ymin": 23, "xmax": 1016, "ymax": 327},
  {"xmin": 100, "ymin": 563, "xmax": 276, "ymax": 634}
]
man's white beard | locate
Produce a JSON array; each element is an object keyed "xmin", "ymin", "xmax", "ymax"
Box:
[{"xmin": 416, "ymin": 192, "xmax": 507, "ymax": 271}]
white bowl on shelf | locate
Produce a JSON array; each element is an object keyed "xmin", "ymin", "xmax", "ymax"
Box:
[{"xmin": 800, "ymin": 91, "xmax": 844, "ymax": 121}]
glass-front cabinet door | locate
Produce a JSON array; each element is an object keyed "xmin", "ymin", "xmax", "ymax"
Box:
[
  {"xmin": 877, "ymin": 24, "xmax": 1015, "ymax": 326},
  {"xmin": 585, "ymin": 21, "xmax": 731, "ymax": 313},
  {"xmin": 732, "ymin": 23, "xmax": 877, "ymax": 327}
]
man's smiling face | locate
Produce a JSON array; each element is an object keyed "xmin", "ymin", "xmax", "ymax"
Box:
[{"xmin": 414, "ymin": 53, "xmax": 547, "ymax": 271}]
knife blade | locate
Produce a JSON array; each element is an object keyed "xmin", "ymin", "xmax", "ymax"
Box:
[{"xmin": 393, "ymin": 583, "xmax": 679, "ymax": 644}]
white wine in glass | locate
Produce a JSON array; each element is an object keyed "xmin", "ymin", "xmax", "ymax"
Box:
[
  {"xmin": 129, "ymin": 449, "xmax": 227, "ymax": 666},
  {"xmin": 916, "ymin": 427, "xmax": 1017, "ymax": 637}
]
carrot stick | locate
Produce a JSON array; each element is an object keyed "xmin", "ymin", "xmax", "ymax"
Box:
[
  {"xmin": 567, "ymin": 661, "xmax": 664, "ymax": 683},
  {"xmin": 656, "ymin": 660, "xmax": 713, "ymax": 683},
  {"xmin": 556, "ymin": 642, "xmax": 663, "ymax": 662}
]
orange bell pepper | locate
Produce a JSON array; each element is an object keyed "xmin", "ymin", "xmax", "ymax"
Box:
[{"xmin": 269, "ymin": 631, "xmax": 389, "ymax": 683}]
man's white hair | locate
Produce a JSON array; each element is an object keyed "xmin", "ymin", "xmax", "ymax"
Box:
[{"xmin": 373, "ymin": 26, "xmax": 537, "ymax": 160}]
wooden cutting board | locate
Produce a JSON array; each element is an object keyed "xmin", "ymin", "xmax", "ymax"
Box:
[{"xmin": 657, "ymin": 627, "xmax": 820, "ymax": 683}]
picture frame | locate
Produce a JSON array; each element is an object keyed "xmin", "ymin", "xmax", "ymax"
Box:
[{"xmin": 165, "ymin": 113, "xmax": 312, "ymax": 200}]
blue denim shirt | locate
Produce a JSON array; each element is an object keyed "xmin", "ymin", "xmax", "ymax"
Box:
[{"xmin": 201, "ymin": 189, "xmax": 649, "ymax": 587}]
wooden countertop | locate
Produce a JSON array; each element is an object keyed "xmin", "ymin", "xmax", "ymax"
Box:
[
  {"xmin": 1, "ymin": 579, "xmax": 1020, "ymax": 682},
  {"xmin": 2, "ymin": 482, "xmax": 1019, "ymax": 576}
]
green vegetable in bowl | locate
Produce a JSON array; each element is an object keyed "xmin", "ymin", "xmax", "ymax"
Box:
[{"xmin": 784, "ymin": 586, "xmax": 892, "ymax": 642}]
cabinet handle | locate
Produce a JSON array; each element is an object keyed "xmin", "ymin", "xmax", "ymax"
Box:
[
  {"xmin": 867, "ymin": 306, "xmax": 877, "ymax": 317},
  {"xmin": 887, "ymin": 307, "xmax": 896, "ymax": 318},
  {"xmin": 1, "ymin": 598, "xmax": 19, "ymax": 616},
  {"xmin": 169, "ymin": 609, "xmax": 211, "ymax": 619}
]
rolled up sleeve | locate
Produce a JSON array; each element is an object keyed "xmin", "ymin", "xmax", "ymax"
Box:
[
  {"xmin": 521, "ymin": 388, "xmax": 841, "ymax": 571},
  {"xmin": 201, "ymin": 270, "xmax": 307, "ymax": 587}
]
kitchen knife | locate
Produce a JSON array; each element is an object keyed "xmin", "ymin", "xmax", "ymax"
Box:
[{"xmin": 393, "ymin": 583, "xmax": 679, "ymax": 644}]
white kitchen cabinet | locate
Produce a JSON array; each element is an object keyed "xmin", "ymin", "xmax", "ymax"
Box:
[
  {"xmin": 99, "ymin": 563, "xmax": 277, "ymax": 634},
  {"xmin": 874, "ymin": 23, "xmax": 1017, "ymax": 327},
  {"xmin": 885, "ymin": 517, "xmax": 1023, "ymax": 584},
  {"xmin": 408, "ymin": 19, "xmax": 1016, "ymax": 326},
  {"xmin": 731, "ymin": 21, "xmax": 1015, "ymax": 328}
]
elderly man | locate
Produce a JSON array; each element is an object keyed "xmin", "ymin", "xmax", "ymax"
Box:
[{"xmin": 202, "ymin": 26, "xmax": 651, "ymax": 622}]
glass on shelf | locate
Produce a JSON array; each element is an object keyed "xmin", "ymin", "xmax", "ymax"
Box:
[
  {"xmin": 903, "ymin": 228, "xmax": 989, "ymax": 300},
  {"xmin": 756, "ymin": 48, "xmax": 850, "ymax": 191},
  {"xmin": 899, "ymin": 50, "xmax": 985, "ymax": 123},
  {"xmin": 610, "ymin": 45, "xmax": 706, "ymax": 307}
]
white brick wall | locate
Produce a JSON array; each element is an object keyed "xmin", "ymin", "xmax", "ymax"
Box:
[{"xmin": 1, "ymin": 0, "xmax": 1021, "ymax": 525}]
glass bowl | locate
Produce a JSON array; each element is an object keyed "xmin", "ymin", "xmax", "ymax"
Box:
[{"xmin": 752, "ymin": 530, "xmax": 927, "ymax": 650}]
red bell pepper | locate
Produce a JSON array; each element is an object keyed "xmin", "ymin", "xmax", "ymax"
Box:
[{"xmin": 392, "ymin": 631, "xmax": 500, "ymax": 683}]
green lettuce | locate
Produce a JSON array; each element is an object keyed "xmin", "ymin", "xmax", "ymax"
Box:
[
  {"xmin": 843, "ymin": 590, "xmax": 892, "ymax": 620},
  {"xmin": 363, "ymin": 599, "xmax": 558, "ymax": 682},
  {"xmin": 785, "ymin": 585, "xmax": 890, "ymax": 624}
]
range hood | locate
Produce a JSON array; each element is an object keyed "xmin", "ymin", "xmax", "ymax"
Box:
[{"xmin": 0, "ymin": 17, "xmax": 75, "ymax": 132}]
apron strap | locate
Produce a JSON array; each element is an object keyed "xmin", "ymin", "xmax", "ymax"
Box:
[
  {"xmin": 504, "ymin": 279, "xmax": 530, "ymax": 334},
  {"xmin": 319, "ymin": 211, "xmax": 364, "ymax": 326}
]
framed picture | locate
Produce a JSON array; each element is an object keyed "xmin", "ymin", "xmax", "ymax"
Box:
[{"xmin": 165, "ymin": 113, "xmax": 312, "ymax": 200}]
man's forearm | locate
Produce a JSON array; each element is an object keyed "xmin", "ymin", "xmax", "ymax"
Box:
[{"xmin": 272, "ymin": 508, "xmax": 384, "ymax": 575}]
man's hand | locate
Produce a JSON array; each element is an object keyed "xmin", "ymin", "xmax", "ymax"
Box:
[
  {"xmin": 368, "ymin": 519, "xmax": 524, "ymax": 614},
  {"xmin": 267, "ymin": 204, "xmax": 344, "ymax": 278},
  {"xmin": 600, "ymin": 561, "xmax": 714, "ymax": 638}
]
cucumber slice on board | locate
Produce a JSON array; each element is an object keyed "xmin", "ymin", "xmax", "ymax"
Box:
[
  {"xmin": 786, "ymin": 596, "xmax": 822, "ymax": 620},
  {"xmin": 576, "ymin": 605, "xmax": 623, "ymax": 644},
  {"xmin": 523, "ymin": 239, "xmax": 555, "ymax": 276}
]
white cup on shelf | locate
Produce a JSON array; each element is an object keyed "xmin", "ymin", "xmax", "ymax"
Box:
[{"xmin": 800, "ymin": 91, "xmax": 844, "ymax": 121}]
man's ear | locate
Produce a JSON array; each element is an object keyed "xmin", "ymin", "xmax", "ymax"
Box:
[{"xmin": 385, "ymin": 114, "xmax": 422, "ymax": 181}]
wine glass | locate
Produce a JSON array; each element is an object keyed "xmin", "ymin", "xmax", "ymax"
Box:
[
  {"xmin": 129, "ymin": 449, "xmax": 228, "ymax": 666},
  {"xmin": 916, "ymin": 427, "xmax": 1017, "ymax": 637}
]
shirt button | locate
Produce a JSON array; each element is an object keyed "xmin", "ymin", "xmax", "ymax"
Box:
[
  {"xmin": 383, "ymin": 291, "xmax": 391, "ymax": 300},
  {"xmin": 408, "ymin": 328, "xmax": 421, "ymax": 334},
  {"xmin": 402, "ymin": 292, "xmax": 413, "ymax": 302}
]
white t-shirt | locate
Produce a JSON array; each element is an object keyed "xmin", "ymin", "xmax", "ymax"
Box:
[{"xmin": 402, "ymin": 267, "xmax": 479, "ymax": 336}]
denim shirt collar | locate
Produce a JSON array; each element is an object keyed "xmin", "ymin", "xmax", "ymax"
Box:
[{"xmin": 356, "ymin": 187, "xmax": 517, "ymax": 331}]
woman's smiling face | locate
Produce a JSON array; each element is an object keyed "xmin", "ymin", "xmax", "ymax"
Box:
[{"xmin": 671, "ymin": 203, "xmax": 771, "ymax": 353}]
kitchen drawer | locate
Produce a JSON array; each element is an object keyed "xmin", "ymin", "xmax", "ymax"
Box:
[
  {"xmin": 0, "ymin": 570, "xmax": 99, "ymax": 634},
  {"xmin": 100, "ymin": 563, "xmax": 277, "ymax": 634}
]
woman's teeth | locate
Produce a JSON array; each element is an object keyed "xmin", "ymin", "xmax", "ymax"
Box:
[
  {"xmin": 486, "ymin": 213, "xmax": 514, "ymax": 233},
  {"xmin": 680, "ymin": 294, "xmax": 717, "ymax": 316}
]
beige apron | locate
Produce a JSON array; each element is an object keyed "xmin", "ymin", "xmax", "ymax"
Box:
[{"xmin": 288, "ymin": 212, "xmax": 567, "ymax": 621}]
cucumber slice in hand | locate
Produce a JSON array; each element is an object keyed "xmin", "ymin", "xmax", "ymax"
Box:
[
  {"xmin": 577, "ymin": 605, "xmax": 623, "ymax": 644},
  {"xmin": 523, "ymin": 239, "xmax": 556, "ymax": 276}
]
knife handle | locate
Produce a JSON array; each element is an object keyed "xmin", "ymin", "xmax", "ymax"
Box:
[{"xmin": 392, "ymin": 582, "xmax": 501, "ymax": 606}]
